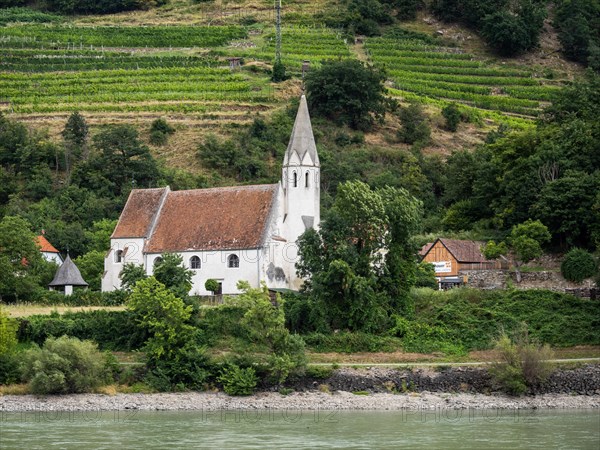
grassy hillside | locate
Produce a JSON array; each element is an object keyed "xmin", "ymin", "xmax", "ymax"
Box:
[{"xmin": 0, "ymin": 0, "xmax": 584, "ymax": 171}]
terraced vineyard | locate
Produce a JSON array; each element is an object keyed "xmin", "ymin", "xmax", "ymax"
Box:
[
  {"xmin": 225, "ymin": 27, "xmax": 351, "ymax": 73},
  {"xmin": 0, "ymin": 24, "xmax": 247, "ymax": 48},
  {"xmin": 0, "ymin": 24, "xmax": 275, "ymax": 119},
  {"xmin": 0, "ymin": 24, "xmax": 353, "ymax": 119},
  {"xmin": 366, "ymin": 35, "xmax": 562, "ymax": 123}
]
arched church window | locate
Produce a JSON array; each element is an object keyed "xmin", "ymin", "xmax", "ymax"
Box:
[
  {"xmin": 293, "ymin": 171, "xmax": 297, "ymax": 188},
  {"xmin": 154, "ymin": 257, "xmax": 163, "ymax": 267},
  {"xmin": 190, "ymin": 256, "xmax": 201, "ymax": 270},
  {"xmin": 115, "ymin": 250, "xmax": 123, "ymax": 263},
  {"xmin": 228, "ymin": 254, "xmax": 240, "ymax": 268}
]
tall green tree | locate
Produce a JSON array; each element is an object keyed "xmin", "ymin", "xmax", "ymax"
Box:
[
  {"xmin": 297, "ymin": 181, "xmax": 422, "ymax": 332},
  {"xmin": 305, "ymin": 60, "xmax": 388, "ymax": 131},
  {"xmin": 0, "ymin": 216, "xmax": 45, "ymax": 302},
  {"xmin": 153, "ymin": 253, "xmax": 193, "ymax": 300},
  {"xmin": 62, "ymin": 111, "xmax": 89, "ymax": 178},
  {"xmin": 484, "ymin": 219, "xmax": 551, "ymax": 282},
  {"xmin": 74, "ymin": 124, "xmax": 160, "ymax": 200}
]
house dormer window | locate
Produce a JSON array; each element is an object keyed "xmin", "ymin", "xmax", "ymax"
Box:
[
  {"xmin": 115, "ymin": 250, "xmax": 123, "ymax": 263},
  {"xmin": 305, "ymin": 171, "xmax": 309, "ymax": 187},
  {"xmin": 228, "ymin": 254, "xmax": 239, "ymax": 268},
  {"xmin": 190, "ymin": 256, "xmax": 201, "ymax": 270}
]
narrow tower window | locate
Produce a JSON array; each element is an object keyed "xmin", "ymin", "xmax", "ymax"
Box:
[
  {"xmin": 293, "ymin": 171, "xmax": 297, "ymax": 187},
  {"xmin": 305, "ymin": 171, "xmax": 309, "ymax": 187},
  {"xmin": 115, "ymin": 250, "xmax": 123, "ymax": 263}
]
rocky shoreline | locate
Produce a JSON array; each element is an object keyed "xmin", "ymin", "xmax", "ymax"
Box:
[
  {"xmin": 1, "ymin": 391, "xmax": 598, "ymax": 413},
  {"xmin": 1, "ymin": 365, "xmax": 599, "ymax": 413}
]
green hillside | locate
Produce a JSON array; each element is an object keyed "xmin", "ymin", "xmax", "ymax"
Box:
[{"xmin": 0, "ymin": 0, "xmax": 586, "ymax": 150}]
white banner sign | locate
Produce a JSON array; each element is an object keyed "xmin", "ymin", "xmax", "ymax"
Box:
[{"xmin": 433, "ymin": 261, "xmax": 452, "ymax": 273}]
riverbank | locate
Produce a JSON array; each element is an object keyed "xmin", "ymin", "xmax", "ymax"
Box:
[{"xmin": 1, "ymin": 391, "xmax": 598, "ymax": 412}]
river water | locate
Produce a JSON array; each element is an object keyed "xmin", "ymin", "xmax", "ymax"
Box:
[{"xmin": 0, "ymin": 409, "xmax": 598, "ymax": 449}]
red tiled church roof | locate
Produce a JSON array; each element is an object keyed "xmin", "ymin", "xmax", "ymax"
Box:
[
  {"xmin": 114, "ymin": 184, "xmax": 278, "ymax": 253},
  {"xmin": 113, "ymin": 187, "xmax": 167, "ymax": 239}
]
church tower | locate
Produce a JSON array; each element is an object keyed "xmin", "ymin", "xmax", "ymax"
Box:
[{"xmin": 282, "ymin": 94, "xmax": 320, "ymax": 248}]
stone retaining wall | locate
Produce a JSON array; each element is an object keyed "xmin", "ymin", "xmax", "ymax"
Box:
[
  {"xmin": 292, "ymin": 364, "xmax": 600, "ymax": 396},
  {"xmin": 460, "ymin": 269, "xmax": 597, "ymax": 297}
]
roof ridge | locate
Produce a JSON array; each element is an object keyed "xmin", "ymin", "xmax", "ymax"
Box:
[{"xmin": 170, "ymin": 184, "xmax": 278, "ymax": 194}]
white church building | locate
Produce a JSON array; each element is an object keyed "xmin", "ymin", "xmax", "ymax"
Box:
[{"xmin": 101, "ymin": 95, "xmax": 320, "ymax": 295}]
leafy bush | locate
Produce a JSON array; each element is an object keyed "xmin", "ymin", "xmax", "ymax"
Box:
[
  {"xmin": 149, "ymin": 118, "xmax": 175, "ymax": 146},
  {"xmin": 489, "ymin": 330, "xmax": 554, "ymax": 395},
  {"xmin": 218, "ymin": 364, "xmax": 258, "ymax": 396},
  {"xmin": 389, "ymin": 315, "xmax": 466, "ymax": 355},
  {"xmin": 397, "ymin": 103, "xmax": 430, "ymax": 145},
  {"xmin": 442, "ymin": 103, "xmax": 462, "ymax": 132},
  {"xmin": 561, "ymin": 248, "xmax": 598, "ymax": 282},
  {"xmin": 0, "ymin": 307, "xmax": 18, "ymax": 356},
  {"xmin": 26, "ymin": 289, "xmax": 127, "ymax": 306},
  {"xmin": 305, "ymin": 365, "xmax": 334, "ymax": 380},
  {"xmin": 145, "ymin": 341, "xmax": 211, "ymax": 392},
  {"xmin": 0, "ymin": 353, "xmax": 20, "ymax": 384},
  {"xmin": 414, "ymin": 262, "xmax": 438, "ymax": 289},
  {"xmin": 18, "ymin": 310, "xmax": 146, "ymax": 351},
  {"xmin": 21, "ymin": 336, "xmax": 113, "ymax": 394},
  {"xmin": 0, "ymin": 307, "xmax": 20, "ymax": 384},
  {"xmin": 199, "ymin": 304, "xmax": 248, "ymax": 343},
  {"xmin": 271, "ymin": 60, "xmax": 287, "ymax": 82},
  {"xmin": 411, "ymin": 287, "xmax": 600, "ymax": 349},
  {"xmin": 204, "ymin": 279, "xmax": 219, "ymax": 294}
]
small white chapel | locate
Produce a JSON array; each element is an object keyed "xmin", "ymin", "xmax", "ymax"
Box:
[{"xmin": 101, "ymin": 95, "xmax": 320, "ymax": 295}]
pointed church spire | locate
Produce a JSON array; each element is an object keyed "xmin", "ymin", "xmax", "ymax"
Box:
[{"xmin": 284, "ymin": 95, "xmax": 319, "ymax": 167}]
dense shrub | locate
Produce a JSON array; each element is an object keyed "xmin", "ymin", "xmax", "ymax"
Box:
[
  {"xmin": 21, "ymin": 336, "xmax": 113, "ymax": 394},
  {"xmin": 0, "ymin": 307, "xmax": 20, "ymax": 384},
  {"xmin": 0, "ymin": 353, "xmax": 20, "ymax": 384},
  {"xmin": 149, "ymin": 118, "xmax": 175, "ymax": 146},
  {"xmin": 411, "ymin": 288, "xmax": 600, "ymax": 349},
  {"xmin": 489, "ymin": 330, "xmax": 554, "ymax": 395},
  {"xmin": 144, "ymin": 341, "xmax": 212, "ymax": 392},
  {"xmin": 271, "ymin": 60, "xmax": 287, "ymax": 82},
  {"xmin": 388, "ymin": 315, "xmax": 466, "ymax": 355},
  {"xmin": 218, "ymin": 364, "xmax": 258, "ymax": 396},
  {"xmin": 442, "ymin": 103, "xmax": 462, "ymax": 132},
  {"xmin": 204, "ymin": 279, "xmax": 219, "ymax": 294},
  {"xmin": 561, "ymin": 248, "xmax": 598, "ymax": 282},
  {"xmin": 0, "ymin": 307, "xmax": 18, "ymax": 356},
  {"xmin": 199, "ymin": 304, "xmax": 248, "ymax": 344},
  {"xmin": 28, "ymin": 289, "xmax": 127, "ymax": 306},
  {"xmin": 397, "ymin": 103, "xmax": 431, "ymax": 145},
  {"xmin": 18, "ymin": 310, "xmax": 146, "ymax": 351},
  {"xmin": 414, "ymin": 262, "xmax": 438, "ymax": 289}
]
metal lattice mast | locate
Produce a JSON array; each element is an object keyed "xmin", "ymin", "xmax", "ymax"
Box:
[{"xmin": 275, "ymin": 0, "xmax": 282, "ymax": 62}]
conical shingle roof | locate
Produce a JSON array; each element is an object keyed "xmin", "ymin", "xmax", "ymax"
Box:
[
  {"xmin": 48, "ymin": 254, "xmax": 88, "ymax": 287},
  {"xmin": 283, "ymin": 95, "xmax": 319, "ymax": 167}
]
